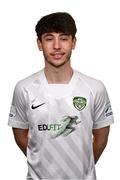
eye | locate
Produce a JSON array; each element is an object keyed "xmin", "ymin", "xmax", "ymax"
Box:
[
  {"xmin": 60, "ymin": 36, "xmax": 69, "ymax": 41},
  {"xmin": 44, "ymin": 35, "xmax": 53, "ymax": 41},
  {"xmin": 61, "ymin": 38, "xmax": 68, "ymax": 41},
  {"xmin": 45, "ymin": 37, "xmax": 53, "ymax": 41}
]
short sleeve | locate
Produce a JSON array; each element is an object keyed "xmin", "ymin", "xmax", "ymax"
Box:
[
  {"xmin": 93, "ymin": 82, "xmax": 114, "ymax": 129},
  {"xmin": 8, "ymin": 82, "xmax": 29, "ymax": 129}
]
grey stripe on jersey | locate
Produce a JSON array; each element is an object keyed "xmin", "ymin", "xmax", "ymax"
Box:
[
  {"xmin": 44, "ymin": 149, "xmax": 70, "ymax": 179},
  {"xmin": 44, "ymin": 138, "xmax": 83, "ymax": 179},
  {"xmin": 43, "ymin": 139, "xmax": 78, "ymax": 179}
]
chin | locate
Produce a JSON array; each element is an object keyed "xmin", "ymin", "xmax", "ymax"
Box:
[{"xmin": 51, "ymin": 61, "xmax": 68, "ymax": 68}]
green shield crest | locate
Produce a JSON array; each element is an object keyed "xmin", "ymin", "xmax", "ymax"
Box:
[{"xmin": 73, "ymin": 96, "xmax": 87, "ymax": 111}]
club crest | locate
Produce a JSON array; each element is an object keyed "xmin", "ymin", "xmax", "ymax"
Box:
[{"xmin": 73, "ymin": 96, "xmax": 87, "ymax": 111}]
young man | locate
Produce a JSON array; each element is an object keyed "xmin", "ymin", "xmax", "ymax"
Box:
[{"xmin": 8, "ymin": 12, "xmax": 114, "ymax": 180}]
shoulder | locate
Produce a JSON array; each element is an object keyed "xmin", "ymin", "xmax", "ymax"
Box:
[
  {"xmin": 75, "ymin": 70, "xmax": 107, "ymax": 97},
  {"xmin": 14, "ymin": 70, "xmax": 42, "ymax": 95}
]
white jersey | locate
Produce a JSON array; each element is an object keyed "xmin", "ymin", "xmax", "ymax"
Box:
[{"xmin": 8, "ymin": 69, "xmax": 114, "ymax": 180}]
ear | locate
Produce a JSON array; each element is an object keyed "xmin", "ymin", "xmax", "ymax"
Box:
[
  {"xmin": 37, "ymin": 39, "xmax": 42, "ymax": 51},
  {"xmin": 72, "ymin": 37, "xmax": 77, "ymax": 50}
]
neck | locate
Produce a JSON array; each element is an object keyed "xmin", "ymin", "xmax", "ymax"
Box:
[{"xmin": 44, "ymin": 63, "xmax": 73, "ymax": 84}]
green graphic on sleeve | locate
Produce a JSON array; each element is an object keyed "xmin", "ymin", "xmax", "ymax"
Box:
[
  {"xmin": 73, "ymin": 96, "xmax": 87, "ymax": 111},
  {"xmin": 50, "ymin": 116, "xmax": 81, "ymax": 138}
]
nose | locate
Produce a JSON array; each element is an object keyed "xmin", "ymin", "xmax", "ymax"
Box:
[{"xmin": 53, "ymin": 38, "xmax": 61, "ymax": 49}]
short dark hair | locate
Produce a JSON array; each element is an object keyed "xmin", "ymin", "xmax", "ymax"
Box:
[{"xmin": 35, "ymin": 12, "xmax": 77, "ymax": 40}]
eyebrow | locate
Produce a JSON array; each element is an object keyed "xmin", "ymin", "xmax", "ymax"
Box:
[
  {"xmin": 59, "ymin": 33, "xmax": 70, "ymax": 37},
  {"xmin": 43, "ymin": 33, "xmax": 53, "ymax": 37},
  {"xmin": 43, "ymin": 33, "xmax": 70, "ymax": 38}
]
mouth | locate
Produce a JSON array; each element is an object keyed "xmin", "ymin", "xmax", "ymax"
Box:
[{"xmin": 50, "ymin": 52, "xmax": 65, "ymax": 60}]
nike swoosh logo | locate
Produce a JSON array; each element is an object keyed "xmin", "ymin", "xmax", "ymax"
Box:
[{"xmin": 31, "ymin": 103, "xmax": 45, "ymax": 109}]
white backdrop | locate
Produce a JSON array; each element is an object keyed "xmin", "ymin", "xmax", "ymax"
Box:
[{"xmin": 0, "ymin": 0, "xmax": 120, "ymax": 179}]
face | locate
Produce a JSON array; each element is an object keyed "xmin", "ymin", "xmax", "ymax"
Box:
[{"xmin": 37, "ymin": 32, "xmax": 76, "ymax": 68}]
